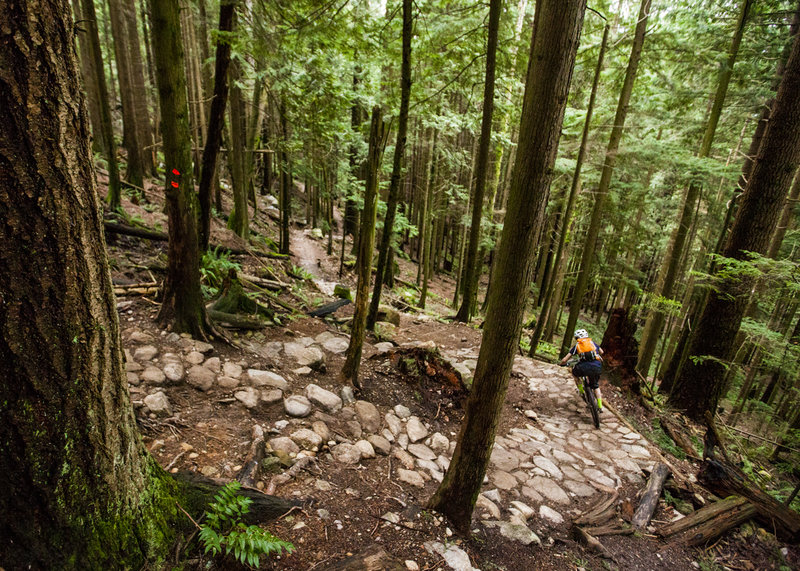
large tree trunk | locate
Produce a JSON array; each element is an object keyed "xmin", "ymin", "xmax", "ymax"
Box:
[
  {"xmin": 561, "ymin": 0, "xmax": 651, "ymax": 355},
  {"xmin": 427, "ymin": 0, "xmax": 586, "ymax": 532},
  {"xmin": 0, "ymin": 3, "xmax": 178, "ymax": 565},
  {"xmin": 668, "ymin": 30, "xmax": 800, "ymax": 421},
  {"xmin": 637, "ymin": 0, "xmax": 753, "ymax": 378},
  {"xmin": 227, "ymin": 58, "xmax": 249, "ymax": 239},
  {"xmin": 367, "ymin": 0, "xmax": 413, "ymax": 331},
  {"xmin": 198, "ymin": 0, "xmax": 237, "ymax": 251},
  {"xmin": 149, "ymin": 0, "xmax": 213, "ymax": 338},
  {"xmin": 455, "ymin": 0, "xmax": 502, "ymax": 323},
  {"xmin": 342, "ymin": 108, "xmax": 385, "ymax": 388}
]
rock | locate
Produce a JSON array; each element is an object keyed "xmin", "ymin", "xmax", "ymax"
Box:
[
  {"xmin": 510, "ymin": 501, "xmax": 535, "ymax": 521},
  {"xmin": 143, "ymin": 391, "xmax": 171, "ymax": 416},
  {"xmin": 490, "ymin": 445, "xmax": 520, "ymax": 472},
  {"xmin": 382, "ymin": 429, "xmax": 395, "ymax": 443},
  {"xmin": 476, "ymin": 495, "xmax": 501, "ymax": 519},
  {"xmin": 186, "ymin": 366, "xmax": 215, "ymax": 391},
  {"xmin": 393, "ymin": 404, "xmax": 411, "ymax": 419},
  {"xmin": 332, "ymin": 443, "xmax": 361, "ymax": 464},
  {"xmin": 393, "ymin": 448, "xmax": 416, "ymax": 470},
  {"xmin": 133, "ymin": 345, "xmax": 158, "ymax": 361},
  {"xmin": 436, "ymin": 455, "xmax": 450, "ymax": 472},
  {"xmin": 141, "ymin": 366, "xmax": 166, "ymax": 385},
  {"xmin": 452, "ymin": 362, "xmax": 473, "ymax": 387},
  {"xmin": 261, "ymin": 389, "xmax": 283, "ymax": 404},
  {"xmin": 406, "ymin": 417, "xmax": 429, "ymax": 443},
  {"xmin": 315, "ymin": 479, "xmax": 333, "ymax": 491},
  {"xmin": 533, "ymin": 456, "xmax": 563, "ymax": 480},
  {"xmin": 424, "ymin": 541, "xmax": 479, "ymax": 571},
  {"xmin": 192, "ymin": 341, "xmax": 214, "ymax": 354},
  {"xmin": 563, "ymin": 480, "xmax": 596, "ymax": 497},
  {"xmin": 428, "ymin": 433, "xmax": 450, "ymax": 454},
  {"xmin": 354, "ymin": 400, "xmax": 381, "ymax": 433},
  {"xmin": 203, "ymin": 357, "xmax": 221, "ymax": 372},
  {"xmin": 539, "ymin": 505, "xmax": 564, "ymax": 525},
  {"xmin": 292, "ymin": 366, "xmax": 313, "ymax": 375},
  {"xmin": 483, "ymin": 521, "xmax": 541, "ymax": 546},
  {"xmin": 126, "ymin": 360, "xmax": 143, "ymax": 373},
  {"xmin": 297, "ymin": 336, "xmax": 316, "ymax": 347},
  {"xmin": 306, "ymin": 384, "xmax": 343, "ymax": 413},
  {"xmin": 340, "ymin": 385, "xmax": 356, "ymax": 405},
  {"xmin": 408, "ymin": 443, "xmax": 437, "ymax": 461},
  {"xmin": 385, "ymin": 413, "xmax": 403, "ymax": 436},
  {"xmin": 274, "ymin": 420, "xmax": 290, "ymax": 431},
  {"xmin": 333, "ymin": 284, "xmax": 352, "ymax": 300},
  {"xmin": 355, "ymin": 439, "xmax": 376, "ymax": 459},
  {"xmin": 222, "ymin": 362, "xmax": 243, "ymax": 378},
  {"xmin": 312, "ymin": 421, "xmax": 331, "ymax": 441},
  {"xmin": 285, "ymin": 343, "xmax": 326, "ymax": 371},
  {"xmin": 405, "ymin": 561, "xmax": 420, "ymax": 571},
  {"xmin": 373, "ymin": 322, "xmax": 396, "ymax": 342},
  {"xmin": 291, "ymin": 429, "xmax": 323, "ymax": 450},
  {"xmin": 377, "ymin": 305, "xmax": 401, "ymax": 326},
  {"xmin": 397, "ymin": 433, "xmax": 409, "ymax": 450},
  {"xmin": 129, "ymin": 331, "xmax": 155, "ymax": 344},
  {"xmin": 284, "ymin": 395, "xmax": 312, "ymax": 417},
  {"xmin": 345, "ymin": 420, "xmax": 363, "ymax": 440},
  {"xmin": 367, "ymin": 434, "xmax": 391, "ymax": 455},
  {"xmin": 269, "ymin": 437, "xmax": 299, "ymax": 455},
  {"xmin": 374, "ymin": 342, "xmax": 395, "ymax": 354},
  {"xmin": 185, "ymin": 351, "xmax": 205, "ymax": 365},
  {"xmin": 126, "ymin": 372, "xmax": 140, "ymax": 385},
  {"xmin": 247, "ymin": 369, "xmax": 289, "ymax": 390},
  {"xmin": 234, "ymin": 388, "xmax": 260, "ymax": 408},
  {"xmin": 400, "ymin": 339, "xmax": 436, "ymax": 351},
  {"xmin": 381, "ymin": 511, "xmax": 401, "ymax": 524},
  {"xmin": 217, "ymin": 376, "xmax": 240, "ymax": 389},
  {"xmin": 162, "ymin": 362, "xmax": 185, "ymax": 382},
  {"xmin": 528, "ymin": 476, "xmax": 570, "ymax": 504},
  {"xmin": 397, "ymin": 469, "xmax": 425, "ymax": 487},
  {"xmin": 492, "ymin": 470, "xmax": 518, "ymax": 490},
  {"xmin": 322, "ymin": 337, "xmax": 349, "ymax": 354}
]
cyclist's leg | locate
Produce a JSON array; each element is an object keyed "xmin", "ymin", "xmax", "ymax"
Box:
[
  {"xmin": 572, "ymin": 364, "xmax": 585, "ymax": 394},
  {"xmin": 588, "ymin": 373, "xmax": 602, "ymax": 410}
]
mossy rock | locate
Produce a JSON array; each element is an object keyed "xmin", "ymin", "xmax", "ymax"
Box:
[
  {"xmin": 334, "ymin": 284, "xmax": 352, "ymax": 301},
  {"xmin": 374, "ymin": 322, "xmax": 397, "ymax": 342},
  {"xmin": 377, "ymin": 305, "xmax": 401, "ymax": 326}
]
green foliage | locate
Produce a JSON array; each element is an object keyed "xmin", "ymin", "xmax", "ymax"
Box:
[
  {"xmin": 199, "ymin": 482, "xmax": 294, "ymax": 568},
  {"xmin": 647, "ymin": 418, "xmax": 686, "ymax": 461},
  {"xmin": 200, "ymin": 247, "xmax": 242, "ymax": 299}
]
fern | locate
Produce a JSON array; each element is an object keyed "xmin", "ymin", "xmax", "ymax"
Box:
[
  {"xmin": 199, "ymin": 482, "xmax": 294, "ymax": 568},
  {"xmin": 200, "ymin": 247, "xmax": 242, "ymax": 299}
]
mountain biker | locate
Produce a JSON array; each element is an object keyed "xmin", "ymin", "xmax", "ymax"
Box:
[{"xmin": 559, "ymin": 329, "xmax": 604, "ymax": 413}]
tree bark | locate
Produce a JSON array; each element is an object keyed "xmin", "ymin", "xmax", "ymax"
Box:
[
  {"xmin": 367, "ymin": 0, "xmax": 413, "ymax": 330},
  {"xmin": 455, "ymin": 0, "xmax": 502, "ymax": 322},
  {"xmin": 0, "ymin": 3, "xmax": 182, "ymax": 565},
  {"xmin": 427, "ymin": 0, "xmax": 586, "ymax": 532},
  {"xmin": 198, "ymin": 0, "xmax": 237, "ymax": 251},
  {"xmin": 149, "ymin": 0, "xmax": 213, "ymax": 338},
  {"xmin": 668, "ymin": 30, "xmax": 800, "ymax": 421},
  {"xmin": 561, "ymin": 0, "xmax": 651, "ymax": 355},
  {"xmin": 341, "ymin": 107, "xmax": 385, "ymax": 388}
]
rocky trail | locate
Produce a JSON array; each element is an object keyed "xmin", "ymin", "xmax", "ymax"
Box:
[{"xmin": 116, "ymin": 225, "xmax": 710, "ymax": 570}]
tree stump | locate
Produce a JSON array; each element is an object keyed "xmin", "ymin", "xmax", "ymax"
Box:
[{"xmin": 600, "ymin": 307, "xmax": 639, "ymax": 392}]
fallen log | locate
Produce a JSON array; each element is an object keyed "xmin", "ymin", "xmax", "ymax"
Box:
[
  {"xmin": 660, "ymin": 416, "xmax": 700, "ymax": 460},
  {"xmin": 318, "ymin": 544, "xmax": 405, "ymax": 571},
  {"xmin": 239, "ymin": 273, "xmax": 288, "ymax": 291},
  {"xmin": 657, "ymin": 496, "xmax": 751, "ymax": 539},
  {"xmin": 698, "ymin": 457, "xmax": 800, "ymax": 541},
  {"xmin": 572, "ymin": 524, "xmax": 615, "ymax": 561},
  {"xmin": 632, "ymin": 462, "xmax": 671, "ymax": 529},
  {"xmin": 103, "ymin": 221, "xmax": 287, "ymax": 258},
  {"xmin": 114, "ymin": 286, "xmax": 159, "ymax": 296},
  {"xmin": 207, "ymin": 309, "xmax": 266, "ymax": 330},
  {"xmin": 584, "ymin": 524, "xmax": 634, "ymax": 536},
  {"xmin": 236, "ymin": 425, "xmax": 266, "ymax": 488},
  {"xmin": 308, "ymin": 298, "xmax": 351, "ymax": 318},
  {"xmin": 575, "ymin": 491, "xmax": 619, "ymax": 526}
]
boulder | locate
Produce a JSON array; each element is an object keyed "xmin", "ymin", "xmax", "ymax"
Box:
[
  {"xmin": 377, "ymin": 305, "xmax": 401, "ymax": 326},
  {"xmin": 332, "ymin": 443, "xmax": 361, "ymax": 464},
  {"xmin": 186, "ymin": 366, "xmax": 215, "ymax": 391},
  {"xmin": 354, "ymin": 439, "xmax": 376, "ymax": 459},
  {"xmin": 305, "ymin": 384, "xmax": 342, "ymax": 413},
  {"xmin": 222, "ymin": 362, "xmax": 243, "ymax": 378},
  {"xmin": 284, "ymin": 395, "xmax": 312, "ymax": 417},
  {"xmin": 397, "ymin": 469, "xmax": 425, "ymax": 488},
  {"xmin": 406, "ymin": 417, "xmax": 429, "ymax": 443},
  {"xmin": 143, "ymin": 391, "xmax": 171, "ymax": 416},
  {"xmin": 367, "ymin": 434, "xmax": 391, "ymax": 456},
  {"xmin": 247, "ymin": 369, "xmax": 289, "ymax": 390},
  {"xmin": 133, "ymin": 345, "xmax": 158, "ymax": 361},
  {"xmin": 285, "ymin": 343, "xmax": 326, "ymax": 371},
  {"xmin": 162, "ymin": 362, "xmax": 185, "ymax": 383},
  {"xmin": 140, "ymin": 366, "xmax": 166, "ymax": 385},
  {"xmin": 354, "ymin": 400, "xmax": 381, "ymax": 433}
]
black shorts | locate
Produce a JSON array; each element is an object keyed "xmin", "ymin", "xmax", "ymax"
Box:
[{"xmin": 573, "ymin": 361, "xmax": 600, "ymax": 389}]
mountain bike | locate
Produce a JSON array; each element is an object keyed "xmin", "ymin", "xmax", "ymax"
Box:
[{"xmin": 562, "ymin": 359, "xmax": 600, "ymax": 429}]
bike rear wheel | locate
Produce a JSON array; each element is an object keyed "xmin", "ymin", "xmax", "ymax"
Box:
[{"xmin": 583, "ymin": 378, "xmax": 600, "ymax": 429}]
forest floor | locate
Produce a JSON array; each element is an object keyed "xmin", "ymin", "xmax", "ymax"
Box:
[{"xmin": 108, "ymin": 186, "xmax": 799, "ymax": 571}]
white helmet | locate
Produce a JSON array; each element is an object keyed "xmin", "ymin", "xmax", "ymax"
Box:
[{"xmin": 574, "ymin": 329, "xmax": 588, "ymax": 339}]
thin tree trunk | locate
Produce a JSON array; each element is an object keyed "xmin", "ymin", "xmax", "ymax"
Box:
[
  {"xmin": 227, "ymin": 58, "xmax": 249, "ymax": 239},
  {"xmin": 455, "ymin": 0, "xmax": 502, "ymax": 322},
  {"xmin": 561, "ymin": 0, "xmax": 651, "ymax": 355},
  {"xmin": 198, "ymin": 0, "xmax": 236, "ymax": 251},
  {"xmin": 341, "ymin": 108, "xmax": 385, "ymax": 388},
  {"xmin": 279, "ymin": 102, "xmax": 291, "ymax": 254},
  {"xmin": 427, "ymin": 0, "xmax": 586, "ymax": 531},
  {"xmin": 367, "ymin": 0, "xmax": 413, "ymax": 330}
]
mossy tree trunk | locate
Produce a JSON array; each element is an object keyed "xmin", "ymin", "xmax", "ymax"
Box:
[
  {"xmin": 0, "ymin": 3, "xmax": 183, "ymax": 566},
  {"xmin": 427, "ymin": 0, "xmax": 586, "ymax": 532},
  {"xmin": 668, "ymin": 30, "xmax": 800, "ymax": 422},
  {"xmin": 342, "ymin": 107, "xmax": 385, "ymax": 388},
  {"xmin": 367, "ymin": 0, "xmax": 413, "ymax": 331},
  {"xmin": 149, "ymin": 0, "xmax": 214, "ymax": 338}
]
